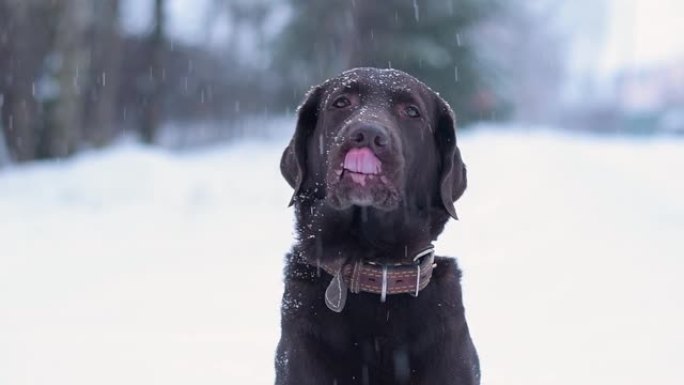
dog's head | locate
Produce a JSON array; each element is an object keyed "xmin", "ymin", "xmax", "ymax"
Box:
[{"xmin": 281, "ymin": 67, "xmax": 466, "ymax": 220}]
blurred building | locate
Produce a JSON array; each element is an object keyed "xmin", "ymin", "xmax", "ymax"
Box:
[
  {"xmin": 617, "ymin": 59, "xmax": 684, "ymax": 112},
  {"xmin": 615, "ymin": 58, "xmax": 684, "ymax": 133}
]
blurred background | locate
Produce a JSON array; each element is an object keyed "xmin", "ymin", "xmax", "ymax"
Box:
[
  {"xmin": 1, "ymin": 1, "xmax": 683, "ymax": 385},
  {"xmin": 0, "ymin": 0, "xmax": 682, "ymax": 163}
]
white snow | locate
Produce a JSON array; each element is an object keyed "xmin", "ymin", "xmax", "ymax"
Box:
[{"xmin": 1, "ymin": 124, "xmax": 683, "ymax": 384}]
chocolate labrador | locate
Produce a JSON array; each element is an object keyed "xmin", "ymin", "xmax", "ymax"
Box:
[{"xmin": 276, "ymin": 67, "xmax": 478, "ymax": 385}]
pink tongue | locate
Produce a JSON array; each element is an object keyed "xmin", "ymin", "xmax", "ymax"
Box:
[{"xmin": 344, "ymin": 148, "xmax": 381, "ymax": 174}]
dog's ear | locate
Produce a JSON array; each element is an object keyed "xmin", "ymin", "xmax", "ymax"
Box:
[
  {"xmin": 434, "ymin": 95, "xmax": 467, "ymax": 219},
  {"xmin": 281, "ymin": 86, "xmax": 323, "ymax": 206}
]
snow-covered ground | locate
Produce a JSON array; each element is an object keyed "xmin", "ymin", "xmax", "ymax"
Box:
[{"xmin": 1, "ymin": 125, "xmax": 682, "ymax": 385}]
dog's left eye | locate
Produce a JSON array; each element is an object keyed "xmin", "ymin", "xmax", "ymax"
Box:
[
  {"xmin": 405, "ymin": 106, "xmax": 421, "ymax": 118},
  {"xmin": 332, "ymin": 96, "xmax": 351, "ymax": 108}
]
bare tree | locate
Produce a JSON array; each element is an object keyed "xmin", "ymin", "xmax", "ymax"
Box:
[
  {"xmin": 46, "ymin": 0, "xmax": 90, "ymax": 158},
  {"xmin": 1, "ymin": 0, "xmax": 43, "ymax": 161},
  {"xmin": 140, "ymin": 0, "xmax": 166, "ymax": 144},
  {"xmin": 86, "ymin": 0, "xmax": 122, "ymax": 146},
  {"xmin": 0, "ymin": 95, "xmax": 9, "ymax": 166}
]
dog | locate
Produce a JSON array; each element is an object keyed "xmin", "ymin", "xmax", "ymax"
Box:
[{"xmin": 275, "ymin": 67, "xmax": 478, "ymax": 385}]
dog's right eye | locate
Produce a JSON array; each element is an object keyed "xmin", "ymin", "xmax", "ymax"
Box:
[{"xmin": 332, "ymin": 96, "xmax": 351, "ymax": 108}]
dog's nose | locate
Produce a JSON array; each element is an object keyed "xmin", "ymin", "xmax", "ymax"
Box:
[{"xmin": 348, "ymin": 124, "xmax": 389, "ymax": 152}]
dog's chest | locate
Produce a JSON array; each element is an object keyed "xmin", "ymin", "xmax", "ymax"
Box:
[
  {"xmin": 342, "ymin": 296, "xmax": 418, "ymax": 343},
  {"xmin": 329, "ymin": 298, "xmax": 423, "ymax": 383}
]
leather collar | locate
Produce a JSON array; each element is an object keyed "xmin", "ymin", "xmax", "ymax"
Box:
[{"xmin": 315, "ymin": 246, "xmax": 436, "ymax": 312}]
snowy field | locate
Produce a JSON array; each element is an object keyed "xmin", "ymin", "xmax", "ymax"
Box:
[{"xmin": 1, "ymin": 124, "xmax": 683, "ymax": 385}]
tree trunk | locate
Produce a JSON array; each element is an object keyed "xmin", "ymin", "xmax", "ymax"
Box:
[
  {"xmin": 2, "ymin": 0, "xmax": 39, "ymax": 161},
  {"xmin": 0, "ymin": 1, "xmax": 10, "ymax": 165},
  {"xmin": 87, "ymin": 0, "xmax": 122, "ymax": 147},
  {"xmin": 140, "ymin": 0, "xmax": 165, "ymax": 145},
  {"xmin": 47, "ymin": 0, "xmax": 90, "ymax": 158},
  {"xmin": 0, "ymin": 99, "xmax": 10, "ymax": 166}
]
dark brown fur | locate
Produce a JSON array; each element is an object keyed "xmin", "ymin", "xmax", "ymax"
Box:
[{"xmin": 276, "ymin": 68, "xmax": 478, "ymax": 385}]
